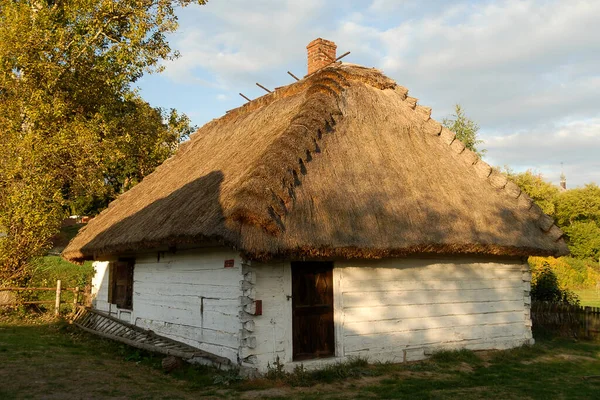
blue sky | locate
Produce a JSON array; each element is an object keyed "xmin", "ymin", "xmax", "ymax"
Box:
[{"xmin": 136, "ymin": 0, "xmax": 600, "ymax": 187}]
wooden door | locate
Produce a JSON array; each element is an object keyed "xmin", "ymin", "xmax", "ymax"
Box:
[
  {"xmin": 292, "ymin": 261, "xmax": 335, "ymax": 361},
  {"xmin": 109, "ymin": 260, "xmax": 134, "ymax": 309}
]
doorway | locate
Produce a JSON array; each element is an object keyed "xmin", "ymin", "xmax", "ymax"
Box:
[{"xmin": 291, "ymin": 261, "xmax": 335, "ymax": 361}]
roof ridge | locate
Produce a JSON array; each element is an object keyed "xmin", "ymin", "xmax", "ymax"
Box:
[
  {"xmin": 227, "ymin": 69, "xmax": 352, "ymax": 235},
  {"xmin": 401, "ymin": 94, "xmax": 567, "ymax": 254},
  {"xmin": 221, "ymin": 64, "xmax": 395, "ymax": 123}
]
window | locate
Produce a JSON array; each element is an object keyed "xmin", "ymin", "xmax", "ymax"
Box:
[{"xmin": 108, "ymin": 259, "xmax": 134, "ymax": 310}]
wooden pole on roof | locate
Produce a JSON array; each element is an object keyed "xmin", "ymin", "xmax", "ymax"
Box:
[
  {"xmin": 256, "ymin": 83, "xmax": 272, "ymax": 93},
  {"xmin": 287, "ymin": 71, "xmax": 300, "ymax": 81},
  {"xmin": 239, "ymin": 93, "xmax": 251, "ymax": 102},
  {"xmin": 336, "ymin": 51, "xmax": 351, "ymax": 61}
]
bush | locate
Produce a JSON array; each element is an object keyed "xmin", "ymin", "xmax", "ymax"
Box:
[{"xmin": 531, "ymin": 263, "xmax": 580, "ymax": 305}]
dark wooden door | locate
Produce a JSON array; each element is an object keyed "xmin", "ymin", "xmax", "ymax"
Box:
[
  {"xmin": 292, "ymin": 261, "xmax": 334, "ymax": 361},
  {"xmin": 109, "ymin": 260, "xmax": 134, "ymax": 310}
]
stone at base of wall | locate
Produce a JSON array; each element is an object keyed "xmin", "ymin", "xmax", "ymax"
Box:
[{"xmin": 188, "ymin": 356, "xmax": 260, "ymax": 378}]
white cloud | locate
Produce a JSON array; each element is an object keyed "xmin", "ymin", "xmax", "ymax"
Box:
[
  {"xmin": 162, "ymin": 0, "xmax": 326, "ymax": 89},
  {"xmin": 484, "ymin": 118, "xmax": 600, "ymax": 186}
]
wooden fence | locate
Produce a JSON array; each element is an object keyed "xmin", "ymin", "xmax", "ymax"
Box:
[
  {"xmin": 531, "ymin": 301, "xmax": 600, "ymax": 339},
  {"xmin": 0, "ymin": 280, "xmax": 80, "ymax": 316}
]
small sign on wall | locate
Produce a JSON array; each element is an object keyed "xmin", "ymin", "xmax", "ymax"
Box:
[
  {"xmin": 224, "ymin": 259, "xmax": 235, "ymax": 268},
  {"xmin": 254, "ymin": 300, "xmax": 262, "ymax": 316}
]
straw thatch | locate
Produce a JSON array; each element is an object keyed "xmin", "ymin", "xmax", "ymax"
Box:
[{"xmin": 63, "ymin": 64, "xmax": 569, "ymax": 263}]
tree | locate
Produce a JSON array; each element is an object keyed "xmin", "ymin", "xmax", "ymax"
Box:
[
  {"xmin": 69, "ymin": 98, "xmax": 196, "ymax": 215},
  {"xmin": 442, "ymin": 104, "xmax": 486, "ymax": 156},
  {"xmin": 555, "ymin": 184, "xmax": 600, "ymax": 227},
  {"xmin": 504, "ymin": 169, "xmax": 560, "ymax": 216},
  {"xmin": 555, "ymin": 184, "xmax": 600, "ymax": 262},
  {"xmin": 562, "ymin": 222, "xmax": 600, "ymax": 261},
  {"xmin": 0, "ymin": 0, "xmax": 205, "ymax": 283}
]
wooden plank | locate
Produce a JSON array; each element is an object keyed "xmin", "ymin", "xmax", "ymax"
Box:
[
  {"xmin": 345, "ymin": 336, "xmax": 531, "ymax": 360},
  {"xmin": 135, "ymin": 318, "xmax": 239, "ymax": 349},
  {"xmin": 344, "ymin": 322, "xmax": 527, "ymax": 352},
  {"xmin": 133, "ymin": 302, "xmax": 240, "ymax": 333},
  {"xmin": 342, "ymin": 278, "xmax": 523, "ymax": 292},
  {"xmin": 134, "ymin": 269, "xmax": 241, "ymax": 286},
  {"xmin": 73, "ymin": 323, "xmax": 231, "ymax": 365},
  {"xmin": 344, "ymin": 300, "xmax": 526, "ymax": 323},
  {"xmin": 135, "ymin": 248, "xmax": 240, "ymax": 265},
  {"xmin": 344, "ymin": 311, "xmax": 525, "ymax": 336},
  {"xmin": 134, "ymin": 281, "xmax": 240, "ymax": 300},
  {"xmin": 342, "ymin": 267, "xmax": 521, "ymax": 282},
  {"xmin": 0, "ymin": 287, "xmax": 72, "ymax": 291},
  {"xmin": 343, "ymin": 287, "xmax": 524, "ymax": 308},
  {"xmin": 55, "ymin": 280, "xmax": 62, "ymax": 316}
]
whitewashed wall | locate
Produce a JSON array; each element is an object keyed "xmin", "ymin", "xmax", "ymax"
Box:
[
  {"xmin": 92, "ymin": 254, "xmax": 532, "ymax": 372},
  {"xmin": 91, "ymin": 248, "xmax": 244, "ymax": 363},
  {"xmin": 91, "ymin": 261, "xmax": 111, "ymax": 313},
  {"xmin": 240, "ymin": 260, "xmax": 292, "ymax": 370},
  {"xmin": 337, "ymin": 258, "xmax": 532, "ymax": 363},
  {"xmin": 245, "ymin": 257, "xmax": 532, "ymax": 372}
]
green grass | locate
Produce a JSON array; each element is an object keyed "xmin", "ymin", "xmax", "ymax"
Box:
[
  {"xmin": 0, "ymin": 317, "xmax": 232, "ymax": 399},
  {"xmin": 31, "ymin": 255, "xmax": 94, "ymax": 289},
  {"xmin": 1, "ymin": 316, "xmax": 600, "ymax": 399},
  {"xmin": 574, "ymin": 289, "xmax": 600, "ymax": 307}
]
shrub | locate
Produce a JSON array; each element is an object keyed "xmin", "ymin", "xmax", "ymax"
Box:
[{"xmin": 531, "ymin": 263, "xmax": 580, "ymax": 305}]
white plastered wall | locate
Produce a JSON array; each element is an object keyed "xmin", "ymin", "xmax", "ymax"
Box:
[
  {"xmin": 90, "ymin": 247, "xmax": 244, "ymax": 363},
  {"xmin": 246, "ymin": 256, "xmax": 533, "ymax": 372}
]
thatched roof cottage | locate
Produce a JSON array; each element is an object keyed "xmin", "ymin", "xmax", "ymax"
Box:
[{"xmin": 63, "ymin": 38, "xmax": 567, "ymax": 372}]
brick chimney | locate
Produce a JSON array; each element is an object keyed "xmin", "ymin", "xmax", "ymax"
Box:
[{"xmin": 307, "ymin": 38, "xmax": 337, "ymax": 75}]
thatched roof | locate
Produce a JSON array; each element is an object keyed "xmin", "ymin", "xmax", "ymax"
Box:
[{"xmin": 63, "ymin": 64, "xmax": 568, "ymax": 263}]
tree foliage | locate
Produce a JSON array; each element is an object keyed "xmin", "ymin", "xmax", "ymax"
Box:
[
  {"xmin": 0, "ymin": 0, "xmax": 204, "ymax": 283},
  {"xmin": 442, "ymin": 104, "xmax": 486, "ymax": 156},
  {"xmin": 530, "ymin": 262, "xmax": 580, "ymax": 305},
  {"xmin": 555, "ymin": 184, "xmax": 600, "ymax": 262},
  {"xmin": 555, "ymin": 184, "xmax": 600, "ymax": 227},
  {"xmin": 530, "ymin": 256, "xmax": 599, "ymax": 291},
  {"xmin": 562, "ymin": 222, "xmax": 600, "ymax": 261},
  {"xmin": 504, "ymin": 169, "xmax": 560, "ymax": 216},
  {"xmin": 505, "ymin": 170, "xmax": 600, "ymax": 295}
]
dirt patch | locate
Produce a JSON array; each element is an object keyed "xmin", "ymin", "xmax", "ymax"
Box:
[
  {"xmin": 395, "ymin": 370, "xmax": 454, "ymax": 379},
  {"xmin": 240, "ymin": 377, "xmax": 382, "ymax": 399},
  {"xmin": 454, "ymin": 362, "xmax": 475, "ymax": 373},
  {"xmin": 521, "ymin": 353, "xmax": 598, "ymax": 365}
]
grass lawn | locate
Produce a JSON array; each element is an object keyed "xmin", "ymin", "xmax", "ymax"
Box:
[
  {"xmin": 574, "ymin": 289, "xmax": 600, "ymax": 308},
  {"xmin": 1, "ymin": 316, "xmax": 600, "ymax": 399}
]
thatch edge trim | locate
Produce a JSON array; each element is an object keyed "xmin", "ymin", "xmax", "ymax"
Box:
[
  {"xmin": 62, "ymin": 233, "xmax": 240, "ymax": 264},
  {"xmin": 63, "ymin": 236, "xmax": 566, "ymax": 264},
  {"xmin": 247, "ymin": 243, "xmax": 566, "ymax": 262}
]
